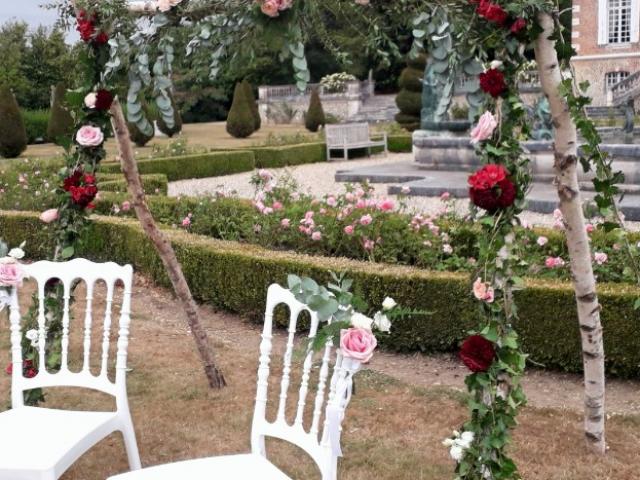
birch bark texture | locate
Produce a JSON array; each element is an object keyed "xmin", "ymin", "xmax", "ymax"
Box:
[
  {"xmin": 534, "ymin": 11, "xmax": 605, "ymax": 454},
  {"xmin": 110, "ymin": 99, "xmax": 227, "ymax": 389}
]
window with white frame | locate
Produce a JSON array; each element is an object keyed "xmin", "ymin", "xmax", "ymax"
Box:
[
  {"xmin": 608, "ymin": 0, "xmax": 632, "ymax": 43},
  {"xmin": 598, "ymin": 0, "xmax": 639, "ymax": 44},
  {"xmin": 605, "ymin": 71, "xmax": 630, "ymax": 90}
]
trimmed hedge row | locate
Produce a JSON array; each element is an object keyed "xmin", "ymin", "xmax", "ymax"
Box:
[
  {"xmin": 100, "ymin": 150, "xmax": 255, "ymax": 181},
  {"xmin": 2, "ymin": 210, "xmax": 639, "ymax": 378},
  {"xmin": 388, "ymin": 134, "xmax": 412, "ymax": 153},
  {"xmin": 252, "ymin": 142, "xmax": 327, "ymax": 168},
  {"xmin": 98, "ymin": 173, "xmax": 168, "ymax": 195}
]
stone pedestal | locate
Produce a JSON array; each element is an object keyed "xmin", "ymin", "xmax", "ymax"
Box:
[{"xmin": 412, "ymin": 130, "xmax": 479, "ymax": 171}]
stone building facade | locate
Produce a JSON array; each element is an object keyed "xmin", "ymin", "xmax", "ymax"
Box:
[{"xmin": 571, "ymin": 0, "xmax": 640, "ymax": 105}]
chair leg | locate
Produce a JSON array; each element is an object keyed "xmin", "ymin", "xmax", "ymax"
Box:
[{"xmin": 121, "ymin": 421, "xmax": 142, "ymax": 471}]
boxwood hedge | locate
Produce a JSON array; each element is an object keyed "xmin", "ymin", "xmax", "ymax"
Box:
[
  {"xmin": 98, "ymin": 173, "xmax": 169, "ymax": 195},
  {"xmin": 99, "ymin": 150, "xmax": 255, "ymax": 181},
  {"xmin": 2, "ymin": 210, "xmax": 639, "ymax": 378}
]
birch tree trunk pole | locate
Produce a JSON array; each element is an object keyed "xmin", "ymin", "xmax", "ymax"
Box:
[
  {"xmin": 110, "ymin": 99, "xmax": 227, "ymax": 389},
  {"xmin": 534, "ymin": 12, "xmax": 605, "ymax": 453}
]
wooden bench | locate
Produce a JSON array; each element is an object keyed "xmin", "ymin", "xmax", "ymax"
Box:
[{"xmin": 325, "ymin": 123, "xmax": 388, "ymax": 161}]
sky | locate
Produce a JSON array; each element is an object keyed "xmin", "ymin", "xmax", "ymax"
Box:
[{"xmin": 0, "ymin": 3, "xmax": 59, "ymax": 28}]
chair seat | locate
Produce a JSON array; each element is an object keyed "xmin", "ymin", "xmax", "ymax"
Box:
[
  {"xmin": 108, "ymin": 453, "xmax": 292, "ymax": 480},
  {"xmin": 0, "ymin": 406, "xmax": 119, "ymax": 479}
]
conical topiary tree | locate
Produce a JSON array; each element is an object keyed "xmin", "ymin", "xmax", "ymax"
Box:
[
  {"xmin": 304, "ymin": 88, "xmax": 325, "ymax": 132},
  {"xmin": 156, "ymin": 93, "xmax": 183, "ymax": 138},
  {"xmin": 226, "ymin": 82, "xmax": 256, "ymax": 138},
  {"xmin": 0, "ymin": 86, "xmax": 28, "ymax": 158},
  {"xmin": 241, "ymin": 79, "xmax": 261, "ymax": 132},
  {"xmin": 395, "ymin": 54, "xmax": 426, "ymax": 132},
  {"xmin": 47, "ymin": 83, "xmax": 75, "ymax": 145}
]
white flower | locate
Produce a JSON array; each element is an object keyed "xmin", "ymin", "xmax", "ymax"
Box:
[
  {"xmin": 382, "ymin": 297, "xmax": 396, "ymax": 311},
  {"xmin": 0, "ymin": 256, "xmax": 17, "ymax": 265},
  {"xmin": 8, "ymin": 248, "xmax": 24, "ymax": 260},
  {"xmin": 350, "ymin": 312, "xmax": 373, "ymax": 330},
  {"xmin": 26, "ymin": 329, "xmax": 38, "ymax": 342},
  {"xmin": 449, "ymin": 445, "xmax": 464, "ymax": 462},
  {"xmin": 373, "ymin": 312, "xmax": 391, "ymax": 333},
  {"xmin": 459, "ymin": 431, "xmax": 474, "ymax": 449},
  {"xmin": 84, "ymin": 92, "xmax": 97, "ymax": 109},
  {"xmin": 490, "ymin": 60, "xmax": 503, "ymax": 70},
  {"xmin": 443, "ymin": 244, "xmax": 453, "ymax": 255}
]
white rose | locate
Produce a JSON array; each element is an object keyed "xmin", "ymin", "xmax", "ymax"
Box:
[
  {"xmin": 350, "ymin": 312, "xmax": 373, "ymax": 330},
  {"xmin": 382, "ymin": 296, "xmax": 396, "ymax": 311},
  {"xmin": 8, "ymin": 248, "xmax": 24, "ymax": 260},
  {"xmin": 0, "ymin": 256, "xmax": 17, "ymax": 265},
  {"xmin": 449, "ymin": 445, "xmax": 464, "ymax": 462},
  {"xmin": 84, "ymin": 92, "xmax": 97, "ymax": 109},
  {"xmin": 25, "ymin": 329, "xmax": 38, "ymax": 341},
  {"xmin": 373, "ymin": 312, "xmax": 391, "ymax": 333},
  {"xmin": 458, "ymin": 431, "xmax": 474, "ymax": 449},
  {"xmin": 490, "ymin": 60, "xmax": 503, "ymax": 70}
]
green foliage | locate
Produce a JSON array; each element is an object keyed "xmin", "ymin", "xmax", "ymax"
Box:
[
  {"xmin": 100, "ymin": 150, "xmax": 255, "ymax": 181},
  {"xmin": 127, "ymin": 100, "xmax": 155, "ymax": 147},
  {"xmin": 253, "ymin": 142, "xmax": 326, "ymax": 168},
  {"xmin": 387, "ymin": 134, "xmax": 413, "ymax": 152},
  {"xmin": 0, "ymin": 86, "xmax": 28, "ymax": 158},
  {"xmin": 47, "ymin": 83, "xmax": 75, "ymax": 146},
  {"xmin": 226, "ymin": 82, "xmax": 257, "ymax": 139},
  {"xmin": 241, "ymin": 79, "xmax": 261, "ymax": 132},
  {"xmin": 156, "ymin": 93, "xmax": 183, "ymax": 138},
  {"xmin": 304, "ymin": 89, "xmax": 326, "ymax": 133},
  {"xmin": 395, "ymin": 56, "xmax": 425, "ymax": 132},
  {"xmin": 22, "ymin": 109, "xmax": 50, "ymax": 144},
  {"xmin": 98, "ymin": 173, "xmax": 168, "ymax": 195},
  {"xmin": 2, "ymin": 210, "xmax": 640, "ymax": 378}
]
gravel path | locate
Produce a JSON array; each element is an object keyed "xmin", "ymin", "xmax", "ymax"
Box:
[{"xmin": 170, "ymin": 152, "xmax": 640, "ymax": 230}]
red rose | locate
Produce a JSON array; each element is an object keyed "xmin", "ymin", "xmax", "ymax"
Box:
[
  {"xmin": 460, "ymin": 335, "xmax": 496, "ymax": 373},
  {"xmin": 94, "ymin": 90, "xmax": 114, "ymax": 110},
  {"xmin": 510, "ymin": 18, "xmax": 526, "ymax": 34},
  {"xmin": 94, "ymin": 32, "xmax": 109, "ymax": 45},
  {"xmin": 25, "ymin": 368, "xmax": 38, "ymax": 379},
  {"xmin": 76, "ymin": 16, "xmax": 96, "ymax": 42},
  {"xmin": 476, "ymin": 0, "xmax": 508, "ymax": 25},
  {"xmin": 70, "ymin": 184, "xmax": 98, "ymax": 208},
  {"xmin": 63, "ymin": 170, "xmax": 83, "ymax": 191},
  {"xmin": 479, "ymin": 68, "xmax": 507, "ymax": 98},
  {"xmin": 468, "ymin": 164, "xmax": 516, "ymax": 211},
  {"xmin": 84, "ymin": 174, "xmax": 96, "ymax": 185},
  {"xmin": 468, "ymin": 164, "xmax": 508, "ymax": 190},
  {"xmin": 5, "ymin": 363, "xmax": 12, "ymax": 375}
]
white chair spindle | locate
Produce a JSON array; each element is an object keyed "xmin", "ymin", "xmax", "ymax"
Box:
[
  {"xmin": 310, "ymin": 341, "xmax": 333, "ymax": 437},
  {"xmin": 37, "ymin": 282, "xmax": 47, "ymax": 371},
  {"xmin": 82, "ymin": 281, "xmax": 95, "ymax": 372},
  {"xmin": 276, "ymin": 307, "xmax": 299, "ymax": 422},
  {"xmin": 116, "ymin": 279, "xmax": 133, "ymax": 374},
  {"xmin": 321, "ymin": 353, "xmax": 344, "ymax": 448},
  {"xmin": 9, "ymin": 287, "xmax": 24, "ymax": 407},
  {"xmin": 100, "ymin": 281, "xmax": 115, "ymax": 377}
]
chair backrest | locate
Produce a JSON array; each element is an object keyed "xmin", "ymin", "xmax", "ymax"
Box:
[
  {"xmin": 7, "ymin": 259, "xmax": 134, "ymax": 408},
  {"xmin": 251, "ymin": 284, "xmax": 359, "ymax": 480},
  {"xmin": 325, "ymin": 123, "xmax": 371, "ymax": 147}
]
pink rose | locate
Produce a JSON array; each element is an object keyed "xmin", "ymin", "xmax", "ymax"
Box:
[
  {"xmin": 326, "ymin": 196, "xmax": 337, "ymax": 207},
  {"xmin": 181, "ymin": 216, "xmax": 191, "ymax": 227},
  {"xmin": 377, "ymin": 199, "xmax": 394, "ymax": 212},
  {"xmin": 156, "ymin": 0, "xmax": 181, "ymax": 12},
  {"xmin": 344, "ymin": 225, "xmax": 354, "ymax": 235},
  {"xmin": 121, "ymin": 201, "xmax": 131, "ymax": 211},
  {"xmin": 536, "ymin": 236, "xmax": 548, "ymax": 246},
  {"xmin": 84, "ymin": 92, "xmax": 97, "ymax": 109},
  {"xmin": 363, "ymin": 238, "xmax": 375, "ymax": 251},
  {"xmin": 594, "ymin": 252, "xmax": 608, "ymax": 265},
  {"xmin": 311, "ymin": 231, "xmax": 322, "ymax": 241},
  {"xmin": 440, "ymin": 192, "xmax": 451, "ymax": 201},
  {"xmin": 401, "ymin": 186, "xmax": 411, "ymax": 194},
  {"xmin": 39, "ymin": 208, "xmax": 59, "ymax": 223},
  {"xmin": 280, "ymin": 218, "xmax": 290, "ymax": 228},
  {"xmin": 0, "ymin": 263, "xmax": 24, "ymax": 287},
  {"xmin": 359, "ymin": 214, "xmax": 373, "ymax": 226},
  {"xmin": 272, "ymin": 201, "xmax": 283, "ymax": 211},
  {"xmin": 470, "ymin": 111, "xmax": 498, "ymax": 144},
  {"xmin": 586, "ymin": 223, "xmax": 595, "ymax": 234},
  {"xmin": 261, "ymin": 0, "xmax": 279, "ymax": 17},
  {"xmin": 345, "ymin": 192, "xmax": 355, "ymax": 202},
  {"xmin": 258, "ymin": 169, "xmax": 272, "ymax": 181},
  {"xmin": 76, "ymin": 125, "xmax": 104, "ymax": 147},
  {"xmin": 278, "ymin": 0, "xmax": 293, "ymax": 10},
  {"xmin": 545, "ymin": 256, "xmax": 565, "ymax": 268},
  {"xmin": 340, "ymin": 328, "xmax": 377, "ymax": 363},
  {"xmin": 472, "ymin": 278, "xmax": 494, "ymax": 303}
]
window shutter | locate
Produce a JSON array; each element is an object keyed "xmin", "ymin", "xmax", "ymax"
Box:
[
  {"xmin": 632, "ymin": 0, "xmax": 640, "ymax": 43},
  {"xmin": 597, "ymin": 0, "xmax": 609, "ymax": 45}
]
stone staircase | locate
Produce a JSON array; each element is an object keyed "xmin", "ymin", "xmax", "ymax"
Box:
[
  {"xmin": 349, "ymin": 94, "xmax": 399, "ymax": 123},
  {"xmin": 585, "ymin": 105, "xmax": 625, "ymax": 120},
  {"xmin": 611, "ymin": 70, "xmax": 640, "ymax": 107}
]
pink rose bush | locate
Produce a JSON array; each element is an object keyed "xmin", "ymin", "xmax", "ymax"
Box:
[
  {"xmin": 258, "ymin": 0, "xmax": 293, "ymax": 17},
  {"xmin": 472, "ymin": 278, "xmax": 494, "ymax": 303}
]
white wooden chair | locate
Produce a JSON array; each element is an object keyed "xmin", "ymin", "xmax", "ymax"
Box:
[
  {"xmin": 108, "ymin": 283, "xmax": 361, "ymax": 480},
  {"xmin": 0, "ymin": 258, "xmax": 141, "ymax": 480},
  {"xmin": 325, "ymin": 123, "xmax": 388, "ymax": 161}
]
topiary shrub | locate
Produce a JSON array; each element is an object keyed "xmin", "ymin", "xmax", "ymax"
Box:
[
  {"xmin": 226, "ymin": 82, "xmax": 256, "ymax": 139},
  {"xmin": 241, "ymin": 79, "xmax": 261, "ymax": 132},
  {"xmin": 0, "ymin": 86, "xmax": 28, "ymax": 158},
  {"xmin": 304, "ymin": 89, "xmax": 326, "ymax": 133},
  {"xmin": 156, "ymin": 93, "xmax": 183, "ymax": 138},
  {"xmin": 395, "ymin": 55, "xmax": 426, "ymax": 132},
  {"xmin": 47, "ymin": 83, "xmax": 75, "ymax": 146}
]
